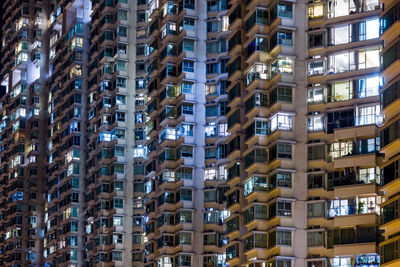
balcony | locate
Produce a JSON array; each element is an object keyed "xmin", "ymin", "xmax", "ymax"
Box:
[
  {"xmin": 244, "ymin": 148, "xmax": 268, "ymax": 174},
  {"xmin": 243, "ymin": 176, "xmax": 268, "ymax": 203},
  {"xmin": 245, "ymin": 63, "xmax": 269, "ymax": 91},
  {"xmin": 243, "ymin": 204, "xmax": 268, "ymax": 230},
  {"xmin": 380, "ymin": 238, "xmax": 400, "ymax": 266},
  {"xmin": 333, "ymin": 152, "xmax": 379, "ymax": 169},
  {"xmin": 243, "ymin": 232, "xmax": 268, "ymax": 259},
  {"xmin": 381, "ymin": 197, "xmax": 400, "ymax": 238},
  {"xmin": 227, "ymin": 162, "xmax": 240, "ymax": 187},
  {"xmin": 334, "ymin": 124, "xmax": 378, "ymax": 140},
  {"xmin": 380, "ymin": 3, "xmax": 400, "ymax": 45},
  {"xmin": 245, "ymin": 9, "xmax": 269, "ymax": 37},
  {"xmin": 228, "ymin": 5, "xmax": 241, "ymax": 30},
  {"xmin": 381, "ymin": 79, "xmax": 400, "ymax": 119},
  {"xmin": 381, "ymin": 40, "xmax": 400, "ymax": 82},
  {"xmin": 244, "ymin": 92, "xmax": 268, "ymax": 119},
  {"xmin": 380, "ymin": 118, "xmax": 400, "ymax": 156}
]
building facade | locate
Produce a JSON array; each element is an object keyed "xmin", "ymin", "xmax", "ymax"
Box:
[{"xmin": 0, "ymin": 0, "xmax": 399, "ymax": 266}]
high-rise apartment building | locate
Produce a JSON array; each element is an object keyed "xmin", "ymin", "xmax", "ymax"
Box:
[
  {"xmin": 378, "ymin": 1, "xmax": 400, "ymax": 266},
  {"xmin": 0, "ymin": 0, "xmax": 397, "ymax": 266}
]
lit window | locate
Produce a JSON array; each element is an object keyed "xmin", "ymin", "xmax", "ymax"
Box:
[
  {"xmin": 329, "ymin": 80, "xmax": 353, "ymax": 102},
  {"xmin": 328, "ymin": 51, "xmax": 356, "ymax": 74},
  {"xmin": 270, "ymin": 113, "xmax": 293, "ymax": 132},
  {"xmin": 308, "ymin": 115, "xmax": 324, "ymax": 132},
  {"xmin": 271, "ymin": 57, "xmax": 293, "ymax": 76},
  {"xmin": 308, "ymin": 4, "xmax": 324, "ymax": 19},
  {"xmin": 358, "ymin": 75, "xmax": 379, "ymax": 98},
  {"xmin": 359, "ymin": 19, "xmax": 379, "ymax": 41},
  {"xmin": 358, "ymin": 47, "xmax": 380, "ymax": 69},
  {"xmin": 307, "ymin": 87, "xmax": 324, "ymax": 103}
]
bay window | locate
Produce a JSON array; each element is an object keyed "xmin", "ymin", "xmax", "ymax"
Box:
[
  {"xmin": 270, "ymin": 112, "xmax": 293, "ymax": 132},
  {"xmin": 244, "ymin": 176, "xmax": 267, "ymax": 196},
  {"xmin": 271, "ymin": 56, "xmax": 293, "ymax": 76},
  {"xmin": 246, "ymin": 63, "xmax": 268, "ymax": 85}
]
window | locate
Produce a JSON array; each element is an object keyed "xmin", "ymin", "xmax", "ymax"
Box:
[
  {"xmin": 276, "ymin": 3, "xmax": 293, "ymax": 18},
  {"xmin": 327, "ymin": 141, "xmax": 353, "ymax": 160},
  {"xmin": 307, "ymin": 202, "xmax": 325, "ymax": 217},
  {"xmin": 277, "ymin": 231, "xmax": 292, "ymax": 245},
  {"xmin": 207, "ymin": 21, "xmax": 219, "ymax": 32},
  {"xmin": 328, "ymin": 199, "xmax": 355, "ymax": 217},
  {"xmin": 307, "ymin": 231, "xmax": 324, "ymax": 246},
  {"xmin": 255, "ymin": 120, "xmax": 268, "ymax": 135},
  {"xmin": 270, "ymin": 113, "xmax": 293, "ymax": 132},
  {"xmin": 244, "ymin": 176, "xmax": 267, "ymax": 196},
  {"xmin": 271, "ymin": 57, "xmax": 293, "ymax": 75},
  {"xmin": 359, "ymin": 167, "xmax": 378, "ymax": 183},
  {"xmin": 118, "ymin": 9, "xmax": 128, "ymax": 20},
  {"xmin": 277, "ymin": 201, "xmax": 292, "ymax": 216},
  {"xmin": 356, "ymin": 105, "xmax": 382, "ymax": 126},
  {"xmin": 183, "ymin": 18, "xmax": 195, "ymax": 31},
  {"xmin": 114, "ymin": 181, "xmax": 124, "ymax": 191},
  {"xmin": 307, "ymin": 87, "xmax": 324, "ymax": 103},
  {"xmin": 183, "ymin": 0, "xmax": 195, "ymax": 9},
  {"xmin": 359, "ymin": 19, "xmax": 379, "ymax": 41},
  {"xmin": 308, "ymin": 145, "xmax": 325, "ymax": 160},
  {"xmin": 206, "ymin": 42, "xmax": 219, "ymax": 54},
  {"xmin": 206, "ymin": 63, "xmax": 218, "ymax": 74},
  {"xmin": 116, "ymin": 77, "xmax": 127, "ymax": 88},
  {"xmin": 180, "ymin": 146, "xmax": 193, "ymax": 158},
  {"xmin": 270, "ymin": 87, "xmax": 292, "ymax": 104},
  {"xmin": 277, "ymin": 144, "xmax": 292, "ymax": 159},
  {"xmin": 308, "ymin": 32, "xmax": 324, "ymax": 48},
  {"xmin": 113, "ymin": 216, "xmax": 124, "ymax": 226},
  {"xmin": 276, "ymin": 172, "xmax": 292, "ymax": 188},
  {"xmin": 329, "ymin": 80, "xmax": 353, "ymax": 102},
  {"xmin": 246, "ymin": 63, "xmax": 268, "ymax": 85},
  {"xmin": 114, "ymin": 198, "xmax": 124, "ymax": 209},
  {"xmin": 358, "ymin": 75, "xmax": 379, "ymax": 98},
  {"xmin": 308, "ymin": 4, "xmax": 324, "ymax": 19},
  {"xmin": 182, "ymin": 82, "xmax": 193, "ymax": 93},
  {"xmin": 114, "ymin": 146, "xmax": 125, "ymax": 156},
  {"xmin": 112, "ymin": 251, "xmax": 123, "ymax": 261},
  {"xmin": 277, "ymin": 31, "xmax": 293, "ymax": 46},
  {"xmin": 328, "ymin": 51, "xmax": 355, "ymax": 73},
  {"xmin": 358, "ymin": 47, "xmax": 380, "ymax": 69},
  {"xmin": 329, "ymin": 24, "xmax": 351, "ymax": 45},
  {"xmin": 308, "ymin": 115, "xmax": 324, "ymax": 132},
  {"xmin": 182, "ymin": 103, "xmax": 194, "ymax": 115},
  {"xmin": 183, "ymin": 39, "xmax": 194, "ymax": 52},
  {"xmin": 177, "ymin": 232, "xmax": 192, "ymax": 244},
  {"xmin": 205, "ymin": 169, "xmax": 217, "ymax": 180},
  {"xmin": 308, "ymin": 60, "xmax": 324, "ymax": 76},
  {"xmin": 183, "ymin": 61, "xmax": 194, "ymax": 72}
]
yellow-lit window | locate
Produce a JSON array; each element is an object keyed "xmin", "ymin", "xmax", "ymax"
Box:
[
  {"xmin": 76, "ymin": 37, "xmax": 83, "ymax": 48},
  {"xmin": 308, "ymin": 4, "xmax": 324, "ymax": 19}
]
